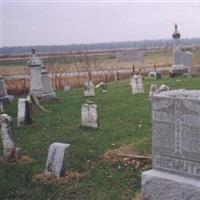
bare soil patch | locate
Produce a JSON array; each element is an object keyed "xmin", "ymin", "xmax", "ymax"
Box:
[
  {"xmin": 33, "ymin": 171, "xmax": 85, "ymax": 186},
  {"xmin": 102, "ymin": 144, "xmax": 152, "ymax": 171}
]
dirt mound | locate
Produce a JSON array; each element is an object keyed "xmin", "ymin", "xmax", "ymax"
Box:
[
  {"xmin": 33, "ymin": 171, "xmax": 84, "ymax": 186},
  {"xmin": 102, "ymin": 144, "xmax": 152, "ymax": 170}
]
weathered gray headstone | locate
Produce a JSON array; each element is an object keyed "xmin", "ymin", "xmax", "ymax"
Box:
[
  {"xmin": 170, "ymin": 24, "xmax": 193, "ymax": 75},
  {"xmin": 130, "ymin": 75, "xmax": 144, "ymax": 94},
  {"xmin": 142, "ymin": 90, "xmax": 200, "ymax": 200},
  {"xmin": 0, "ymin": 78, "xmax": 8, "ymax": 97},
  {"xmin": 28, "ymin": 49, "xmax": 44, "ymax": 97},
  {"xmin": 0, "ymin": 114, "xmax": 20, "ymax": 161},
  {"xmin": 17, "ymin": 98, "xmax": 32, "ymax": 126},
  {"xmin": 41, "ymin": 66, "xmax": 57, "ymax": 100},
  {"xmin": 84, "ymin": 81, "xmax": 95, "ymax": 97},
  {"xmin": 0, "ymin": 102, "xmax": 5, "ymax": 113},
  {"xmin": 45, "ymin": 142, "xmax": 70, "ymax": 177},
  {"xmin": 190, "ymin": 66, "xmax": 199, "ymax": 76},
  {"xmin": 81, "ymin": 102, "xmax": 98, "ymax": 128}
]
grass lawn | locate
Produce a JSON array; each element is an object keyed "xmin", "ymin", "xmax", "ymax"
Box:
[{"xmin": 1, "ymin": 76, "xmax": 200, "ymax": 200}]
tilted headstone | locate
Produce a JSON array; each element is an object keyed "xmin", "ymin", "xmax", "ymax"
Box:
[
  {"xmin": 0, "ymin": 114, "xmax": 20, "ymax": 161},
  {"xmin": 95, "ymin": 82, "xmax": 108, "ymax": 92},
  {"xmin": 45, "ymin": 142, "xmax": 70, "ymax": 177},
  {"xmin": 149, "ymin": 84, "xmax": 170, "ymax": 98},
  {"xmin": 84, "ymin": 81, "xmax": 95, "ymax": 97},
  {"xmin": 142, "ymin": 90, "xmax": 200, "ymax": 200},
  {"xmin": 17, "ymin": 98, "xmax": 32, "ymax": 126},
  {"xmin": 81, "ymin": 102, "xmax": 98, "ymax": 128},
  {"xmin": 130, "ymin": 75, "xmax": 144, "ymax": 94}
]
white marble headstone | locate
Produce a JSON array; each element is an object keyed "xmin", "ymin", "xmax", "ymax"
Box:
[
  {"xmin": 130, "ymin": 75, "xmax": 144, "ymax": 94},
  {"xmin": 45, "ymin": 142, "xmax": 70, "ymax": 177},
  {"xmin": 84, "ymin": 81, "xmax": 95, "ymax": 97},
  {"xmin": 81, "ymin": 103, "xmax": 98, "ymax": 128}
]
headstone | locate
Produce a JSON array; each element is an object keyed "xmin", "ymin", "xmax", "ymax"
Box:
[
  {"xmin": 17, "ymin": 98, "xmax": 32, "ymax": 126},
  {"xmin": 190, "ymin": 66, "xmax": 199, "ymax": 76},
  {"xmin": 0, "ymin": 114, "xmax": 20, "ymax": 161},
  {"xmin": 116, "ymin": 50, "xmax": 144, "ymax": 63},
  {"xmin": 142, "ymin": 90, "xmax": 200, "ymax": 200},
  {"xmin": 0, "ymin": 102, "xmax": 5, "ymax": 113},
  {"xmin": 45, "ymin": 142, "xmax": 70, "ymax": 177},
  {"xmin": 63, "ymin": 85, "xmax": 71, "ymax": 92},
  {"xmin": 81, "ymin": 102, "xmax": 98, "ymax": 128},
  {"xmin": 130, "ymin": 75, "xmax": 144, "ymax": 94},
  {"xmin": 41, "ymin": 66, "xmax": 57, "ymax": 100},
  {"xmin": 0, "ymin": 77, "xmax": 14, "ymax": 112},
  {"xmin": 84, "ymin": 81, "xmax": 95, "ymax": 97},
  {"xmin": 95, "ymin": 82, "xmax": 108, "ymax": 92},
  {"xmin": 0, "ymin": 78, "xmax": 8, "ymax": 97},
  {"xmin": 28, "ymin": 49, "xmax": 58, "ymax": 100},
  {"xmin": 170, "ymin": 24, "xmax": 193, "ymax": 76},
  {"xmin": 149, "ymin": 84, "xmax": 170, "ymax": 98},
  {"xmin": 28, "ymin": 49, "xmax": 44, "ymax": 97}
]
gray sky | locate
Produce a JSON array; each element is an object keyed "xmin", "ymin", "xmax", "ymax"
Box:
[{"xmin": 1, "ymin": 1, "xmax": 200, "ymax": 47}]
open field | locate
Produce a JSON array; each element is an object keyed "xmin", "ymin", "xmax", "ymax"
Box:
[{"xmin": 1, "ymin": 76, "xmax": 200, "ymax": 199}]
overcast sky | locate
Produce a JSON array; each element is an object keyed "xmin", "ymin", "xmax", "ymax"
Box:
[{"xmin": 1, "ymin": 1, "xmax": 200, "ymax": 47}]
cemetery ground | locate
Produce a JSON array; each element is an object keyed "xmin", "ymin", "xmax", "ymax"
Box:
[{"xmin": 1, "ymin": 76, "xmax": 200, "ymax": 199}]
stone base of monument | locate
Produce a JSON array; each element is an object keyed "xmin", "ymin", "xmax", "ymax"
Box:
[{"xmin": 142, "ymin": 170, "xmax": 200, "ymax": 200}]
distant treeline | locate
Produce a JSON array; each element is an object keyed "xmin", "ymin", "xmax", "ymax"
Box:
[{"xmin": 1, "ymin": 38, "xmax": 200, "ymax": 56}]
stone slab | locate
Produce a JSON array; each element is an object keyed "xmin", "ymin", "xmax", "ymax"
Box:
[
  {"xmin": 45, "ymin": 142, "xmax": 70, "ymax": 177},
  {"xmin": 142, "ymin": 169, "xmax": 200, "ymax": 200},
  {"xmin": 152, "ymin": 90, "xmax": 200, "ymax": 179}
]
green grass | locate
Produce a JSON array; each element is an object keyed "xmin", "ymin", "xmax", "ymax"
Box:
[{"xmin": 1, "ymin": 76, "xmax": 200, "ymax": 199}]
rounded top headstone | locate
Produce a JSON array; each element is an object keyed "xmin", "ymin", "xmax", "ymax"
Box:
[{"xmin": 172, "ymin": 23, "xmax": 181, "ymax": 39}]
